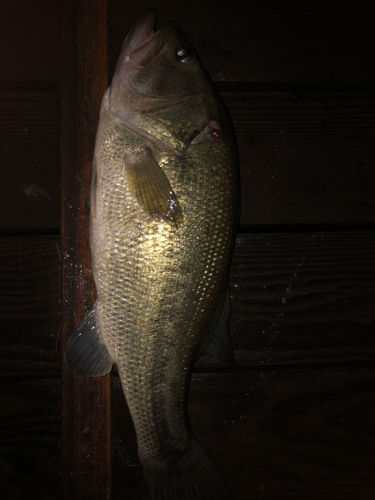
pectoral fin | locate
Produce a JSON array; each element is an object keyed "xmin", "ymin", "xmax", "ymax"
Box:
[
  {"xmin": 125, "ymin": 151, "xmax": 183, "ymax": 227},
  {"xmin": 65, "ymin": 301, "xmax": 114, "ymax": 377},
  {"xmin": 202, "ymin": 288, "xmax": 235, "ymax": 368}
]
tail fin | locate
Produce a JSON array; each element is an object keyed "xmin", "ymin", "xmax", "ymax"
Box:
[{"xmin": 140, "ymin": 442, "xmax": 234, "ymax": 500}]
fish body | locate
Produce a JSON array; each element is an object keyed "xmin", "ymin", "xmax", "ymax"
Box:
[{"xmin": 65, "ymin": 9, "xmax": 239, "ymax": 500}]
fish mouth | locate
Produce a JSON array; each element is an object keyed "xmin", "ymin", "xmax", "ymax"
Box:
[
  {"xmin": 121, "ymin": 9, "xmax": 159, "ymax": 57},
  {"xmin": 120, "ymin": 9, "xmax": 179, "ymax": 67}
]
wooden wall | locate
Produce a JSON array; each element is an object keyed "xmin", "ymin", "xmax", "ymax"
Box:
[
  {"xmin": 0, "ymin": 1, "xmax": 62, "ymax": 499},
  {"xmin": 1, "ymin": 0, "xmax": 374, "ymax": 499}
]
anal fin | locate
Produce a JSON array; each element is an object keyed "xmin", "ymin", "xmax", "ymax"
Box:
[{"xmin": 65, "ymin": 301, "xmax": 114, "ymax": 377}]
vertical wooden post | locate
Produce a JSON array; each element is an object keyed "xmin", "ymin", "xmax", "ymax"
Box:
[{"xmin": 60, "ymin": 1, "xmax": 111, "ymax": 498}]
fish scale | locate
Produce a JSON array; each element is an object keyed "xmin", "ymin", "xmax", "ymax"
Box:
[{"xmin": 65, "ymin": 9, "xmax": 239, "ymax": 500}]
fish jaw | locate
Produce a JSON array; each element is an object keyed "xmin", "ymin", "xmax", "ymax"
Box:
[
  {"xmin": 109, "ymin": 9, "xmax": 161, "ymax": 122},
  {"xmin": 119, "ymin": 9, "xmax": 159, "ymax": 60},
  {"xmin": 108, "ymin": 9, "xmax": 212, "ymax": 129}
]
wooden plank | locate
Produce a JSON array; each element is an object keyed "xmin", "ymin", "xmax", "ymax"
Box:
[
  {"xmin": 1, "ymin": 90, "xmax": 374, "ymax": 229},
  {"xmin": 229, "ymin": 231, "xmax": 375, "ymax": 361},
  {"xmin": 45, "ymin": 228, "xmax": 371, "ymax": 375},
  {"xmin": 0, "ymin": 377, "xmax": 62, "ymax": 500},
  {"xmin": 0, "ymin": 235, "xmax": 60, "ymax": 375},
  {"xmin": 0, "ymin": 91, "xmax": 60, "ymax": 230},
  {"xmin": 190, "ymin": 368, "xmax": 375, "ymax": 500},
  {"xmin": 60, "ymin": 1, "xmax": 111, "ymax": 499},
  {"xmin": 109, "ymin": 0, "xmax": 375, "ymax": 83},
  {"xmin": 0, "ymin": 0, "xmax": 59, "ymax": 81},
  {"xmin": 222, "ymin": 91, "xmax": 375, "ymax": 226},
  {"xmin": 111, "ymin": 367, "xmax": 375, "ymax": 499}
]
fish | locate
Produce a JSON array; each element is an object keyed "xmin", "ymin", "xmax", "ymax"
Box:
[{"xmin": 65, "ymin": 9, "xmax": 240, "ymax": 500}]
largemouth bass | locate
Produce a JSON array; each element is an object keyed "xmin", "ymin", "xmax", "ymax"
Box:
[{"xmin": 65, "ymin": 9, "xmax": 240, "ymax": 500}]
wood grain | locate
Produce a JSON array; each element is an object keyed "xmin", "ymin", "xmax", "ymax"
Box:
[
  {"xmin": 111, "ymin": 367, "xmax": 375, "ymax": 499},
  {"xmin": 60, "ymin": 0, "xmax": 111, "ymax": 499},
  {"xmin": 0, "ymin": 235, "xmax": 60, "ymax": 376},
  {"xmin": 1, "ymin": 231, "xmax": 374, "ymax": 377},
  {"xmin": 0, "ymin": 91, "xmax": 60, "ymax": 230},
  {"xmin": 0, "ymin": 0, "xmax": 59, "ymax": 81},
  {"xmin": 1, "ymin": 90, "xmax": 373, "ymax": 229},
  {"xmin": 222, "ymin": 91, "xmax": 375, "ymax": 226},
  {"xmin": 109, "ymin": 0, "xmax": 375, "ymax": 83},
  {"xmin": 190, "ymin": 368, "xmax": 375, "ymax": 500},
  {"xmin": 0, "ymin": 378, "xmax": 62, "ymax": 500},
  {"xmin": 230, "ymin": 231, "xmax": 375, "ymax": 357}
]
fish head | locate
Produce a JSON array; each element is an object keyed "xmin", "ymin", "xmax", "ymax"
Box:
[{"xmin": 108, "ymin": 9, "xmax": 221, "ymax": 147}]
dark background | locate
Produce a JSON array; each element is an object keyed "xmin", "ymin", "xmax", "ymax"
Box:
[{"xmin": 1, "ymin": 0, "xmax": 374, "ymax": 499}]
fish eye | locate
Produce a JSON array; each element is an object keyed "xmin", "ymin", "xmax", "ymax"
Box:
[{"xmin": 176, "ymin": 46, "xmax": 196, "ymax": 64}]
